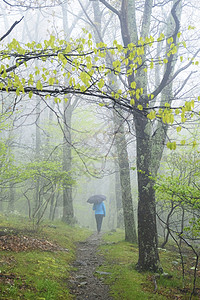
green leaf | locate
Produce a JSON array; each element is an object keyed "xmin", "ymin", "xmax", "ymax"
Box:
[
  {"xmin": 181, "ymin": 140, "xmax": 186, "ymax": 146},
  {"xmin": 98, "ymin": 78, "xmax": 105, "ymax": 89},
  {"xmin": 167, "ymin": 142, "xmax": 176, "ymax": 150},
  {"xmin": 131, "ymin": 81, "xmax": 136, "ymax": 89},
  {"xmin": 36, "ymin": 80, "xmax": 43, "ymax": 91},
  {"xmin": 29, "ymin": 91, "xmax": 33, "ymax": 99},
  {"xmin": 48, "ymin": 77, "xmax": 55, "ymax": 85},
  {"xmin": 137, "ymin": 105, "xmax": 143, "ymax": 111},
  {"xmin": 54, "ymin": 97, "xmax": 61, "ymax": 103}
]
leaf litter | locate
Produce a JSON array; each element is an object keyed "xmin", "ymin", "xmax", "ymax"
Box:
[{"xmin": 0, "ymin": 227, "xmax": 69, "ymax": 252}]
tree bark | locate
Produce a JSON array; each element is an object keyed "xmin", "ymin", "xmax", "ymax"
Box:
[
  {"xmin": 62, "ymin": 99, "xmax": 74, "ymax": 224},
  {"xmin": 92, "ymin": 1, "xmax": 137, "ymax": 242},
  {"xmin": 61, "ymin": 1, "xmax": 75, "ymax": 224},
  {"xmin": 113, "ymin": 111, "xmax": 137, "ymax": 242},
  {"xmin": 122, "ymin": 0, "xmax": 161, "ymax": 270},
  {"xmin": 114, "ymin": 157, "xmax": 124, "ymax": 228}
]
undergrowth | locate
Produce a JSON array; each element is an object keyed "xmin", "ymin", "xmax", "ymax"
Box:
[{"xmin": 99, "ymin": 230, "xmax": 200, "ymax": 300}]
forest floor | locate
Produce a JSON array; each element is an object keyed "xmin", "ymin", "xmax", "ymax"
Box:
[
  {"xmin": 69, "ymin": 232, "xmax": 113, "ymax": 300},
  {"xmin": 0, "ymin": 222, "xmax": 114, "ymax": 299},
  {"xmin": 0, "ymin": 217, "xmax": 199, "ymax": 299}
]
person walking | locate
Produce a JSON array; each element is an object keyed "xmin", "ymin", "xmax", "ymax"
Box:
[{"xmin": 93, "ymin": 201, "xmax": 106, "ymax": 234}]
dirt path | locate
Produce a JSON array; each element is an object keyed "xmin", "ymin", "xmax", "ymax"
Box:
[{"xmin": 69, "ymin": 233, "xmax": 113, "ymax": 300}]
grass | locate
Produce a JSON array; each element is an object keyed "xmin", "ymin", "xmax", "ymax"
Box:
[
  {"xmin": 0, "ymin": 215, "xmax": 199, "ymax": 299},
  {"xmin": 0, "ymin": 214, "xmax": 91, "ymax": 299},
  {"xmin": 98, "ymin": 229, "xmax": 200, "ymax": 300}
]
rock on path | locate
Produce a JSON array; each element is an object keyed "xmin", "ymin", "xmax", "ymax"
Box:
[{"xmin": 69, "ymin": 233, "xmax": 113, "ymax": 300}]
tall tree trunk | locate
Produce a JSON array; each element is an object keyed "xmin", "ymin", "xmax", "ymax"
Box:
[
  {"xmin": 8, "ymin": 182, "xmax": 15, "ymax": 212},
  {"xmin": 114, "ymin": 157, "xmax": 123, "ymax": 228},
  {"xmin": 62, "ymin": 99, "xmax": 74, "ymax": 224},
  {"xmin": 49, "ymin": 193, "xmax": 55, "ymax": 220},
  {"xmin": 113, "ymin": 111, "xmax": 137, "ymax": 242},
  {"xmin": 122, "ymin": 0, "xmax": 160, "ymax": 267},
  {"xmin": 52, "ymin": 195, "xmax": 59, "ymax": 221},
  {"xmin": 7, "ymin": 124, "xmax": 15, "ymax": 213},
  {"xmin": 34, "ymin": 93, "xmax": 41, "ymax": 220},
  {"xmin": 134, "ymin": 113, "xmax": 160, "ymax": 271},
  {"xmin": 61, "ymin": 2, "xmax": 74, "ymax": 224},
  {"xmin": 92, "ymin": 0, "xmax": 137, "ymax": 242}
]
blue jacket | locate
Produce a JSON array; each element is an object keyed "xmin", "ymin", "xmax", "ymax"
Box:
[{"xmin": 93, "ymin": 202, "xmax": 106, "ymax": 216}]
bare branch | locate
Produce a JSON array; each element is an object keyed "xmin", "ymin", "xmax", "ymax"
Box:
[
  {"xmin": 99, "ymin": 0, "xmax": 121, "ymax": 18},
  {"xmin": 150, "ymin": 0, "xmax": 181, "ymax": 99},
  {"xmin": 0, "ymin": 16, "xmax": 24, "ymax": 42},
  {"xmin": 174, "ymin": 71, "xmax": 197, "ymax": 97},
  {"xmin": 2, "ymin": 0, "xmax": 62, "ymax": 9},
  {"xmin": 168, "ymin": 49, "xmax": 200, "ymax": 86},
  {"xmin": 78, "ymin": 0, "xmax": 103, "ymax": 43}
]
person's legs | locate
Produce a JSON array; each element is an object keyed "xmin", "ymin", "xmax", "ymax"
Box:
[{"xmin": 95, "ymin": 214, "xmax": 104, "ymax": 233}]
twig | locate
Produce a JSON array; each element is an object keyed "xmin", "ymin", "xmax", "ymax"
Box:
[
  {"xmin": 152, "ymin": 275, "xmax": 158, "ymax": 291},
  {"xmin": 0, "ymin": 17, "xmax": 24, "ymax": 42}
]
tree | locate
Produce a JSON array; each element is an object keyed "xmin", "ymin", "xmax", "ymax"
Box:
[
  {"xmin": 0, "ymin": 1, "xmax": 199, "ymax": 271},
  {"xmin": 61, "ymin": 1, "xmax": 74, "ymax": 224},
  {"xmin": 156, "ymin": 149, "xmax": 200, "ymax": 243},
  {"xmin": 155, "ymin": 148, "xmax": 200, "ymax": 296},
  {"xmin": 97, "ymin": 0, "xmax": 184, "ymax": 271},
  {"xmin": 18, "ymin": 160, "xmax": 75, "ymax": 226},
  {"xmin": 60, "ymin": 0, "xmax": 91, "ymax": 224},
  {"xmin": 90, "ymin": 0, "xmax": 137, "ymax": 242}
]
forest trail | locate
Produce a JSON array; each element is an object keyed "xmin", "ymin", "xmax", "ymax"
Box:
[{"xmin": 69, "ymin": 233, "xmax": 113, "ymax": 300}]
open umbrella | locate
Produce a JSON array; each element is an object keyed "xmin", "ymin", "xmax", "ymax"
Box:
[{"xmin": 87, "ymin": 194, "xmax": 106, "ymax": 204}]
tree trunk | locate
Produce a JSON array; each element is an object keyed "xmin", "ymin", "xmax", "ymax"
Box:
[
  {"xmin": 62, "ymin": 99, "xmax": 74, "ymax": 224},
  {"xmin": 120, "ymin": 0, "xmax": 161, "ymax": 270},
  {"xmin": 8, "ymin": 182, "xmax": 15, "ymax": 212},
  {"xmin": 91, "ymin": 1, "xmax": 137, "ymax": 241},
  {"xmin": 49, "ymin": 193, "xmax": 55, "ymax": 220},
  {"xmin": 52, "ymin": 195, "xmax": 59, "ymax": 221},
  {"xmin": 113, "ymin": 111, "xmax": 137, "ymax": 242},
  {"xmin": 122, "ymin": 0, "xmax": 180, "ymax": 271},
  {"xmin": 61, "ymin": 2, "xmax": 75, "ymax": 224},
  {"xmin": 114, "ymin": 158, "xmax": 124, "ymax": 228},
  {"xmin": 134, "ymin": 113, "xmax": 161, "ymax": 271},
  {"xmin": 34, "ymin": 94, "xmax": 41, "ymax": 220}
]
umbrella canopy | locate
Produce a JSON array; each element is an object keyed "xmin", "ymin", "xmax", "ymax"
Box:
[{"xmin": 87, "ymin": 194, "xmax": 106, "ymax": 204}]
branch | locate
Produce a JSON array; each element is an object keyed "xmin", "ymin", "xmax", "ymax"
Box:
[
  {"xmin": 99, "ymin": 0, "xmax": 121, "ymax": 18},
  {"xmin": 149, "ymin": 0, "xmax": 181, "ymax": 99},
  {"xmin": 174, "ymin": 71, "xmax": 197, "ymax": 97},
  {"xmin": 168, "ymin": 49, "xmax": 200, "ymax": 86},
  {"xmin": 0, "ymin": 17, "xmax": 24, "ymax": 42},
  {"xmin": 2, "ymin": 0, "xmax": 61, "ymax": 9},
  {"xmin": 177, "ymin": 234, "xmax": 199, "ymax": 299},
  {"xmin": 78, "ymin": 0, "xmax": 103, "ymax": 43}
]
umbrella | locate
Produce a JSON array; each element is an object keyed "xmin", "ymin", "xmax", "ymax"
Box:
[{"xmin": 87, "ymin": 194, "xmax": 106, "ymax": 204}]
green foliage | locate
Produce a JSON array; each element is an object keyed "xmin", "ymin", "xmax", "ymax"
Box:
[
  {"xmin": 0, "ymin": 140, "xmax": 19, "ymax": 188},
  {"xmin": 0, "ymin": 32, "xmax": 197, "ymax": 131},
  {"xmin": 0, "ymin": 138, "xmax": 75, "ymax": 217},
  {"xmin": 19, "ymin": 161, "xmax": 75, "ymax": 188},
  {"xmin": 155, "ymin": 149, "xmax": 200, "ymax": 239}
]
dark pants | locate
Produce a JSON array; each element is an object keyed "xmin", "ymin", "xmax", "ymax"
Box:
[{"xmin": 95, "ymin": 214, "xmax": 104, "ymax": 233}]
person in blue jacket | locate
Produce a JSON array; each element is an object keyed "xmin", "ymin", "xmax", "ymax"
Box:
[{"xmin": 93, "ymin": 201, "xmax": 106, "ymax": 233}]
